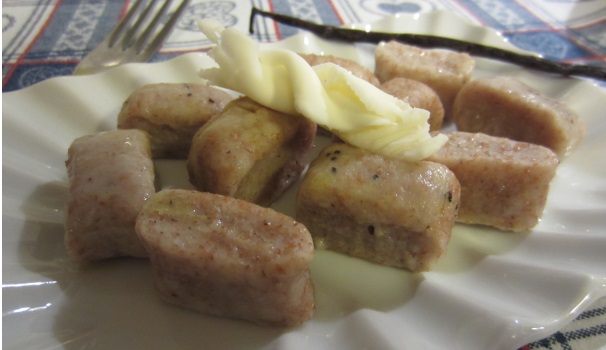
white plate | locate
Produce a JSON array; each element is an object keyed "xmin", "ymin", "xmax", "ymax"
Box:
[{"xmin": 3, "ymin": 10, "xmax": 606, "ymax": 350}]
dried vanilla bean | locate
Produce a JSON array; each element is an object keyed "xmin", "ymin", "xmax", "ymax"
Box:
[{"xmin": 249, "ymin": 7, "xmax": 606, "ymax": 81}]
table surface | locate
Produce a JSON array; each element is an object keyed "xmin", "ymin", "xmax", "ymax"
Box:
[{"xmin": 3, "ymin": 1, "xmax": 606, "ymax": 349}]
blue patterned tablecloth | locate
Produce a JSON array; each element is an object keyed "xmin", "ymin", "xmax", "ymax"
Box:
[
  {"xmin": 3, "ymin": 0, "xmax": 606, "ymax": 91},
  {"xmin": 2, "ymin": 1, "xmax": 606, "ymax": 349}
]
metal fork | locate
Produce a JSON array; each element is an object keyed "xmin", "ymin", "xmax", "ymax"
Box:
[{"xmin": 73, "ymin": 0, "xmax": 190, "ymax": 75}]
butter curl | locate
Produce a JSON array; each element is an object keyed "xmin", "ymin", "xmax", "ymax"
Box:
[{"xmin": 198, "ymin": 20, "xmax": 447, "ymax": 161}]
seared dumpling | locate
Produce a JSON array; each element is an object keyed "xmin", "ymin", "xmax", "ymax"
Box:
[
  {"xmin": 428, "ymin": 131, "xmax": 559, "ymax": 232},
  {"xmin": 187, "ymin": 97, "xmax": 317, "ymax": 206},
  {"xmin": 300, "ymin": 53, "xmax": 380, "ymax": 86},
  {"xmin": 380, "ymin": 77, "xmax": 444, "ymax": 131},
  {"xmin": 136, "ymin": 189, "xmax": 315, "ymax": 327},
  {"xmin": 453, "ymin": 76, "xmax": 585, "ymax": 158},
  {"xmin": 118, "ymin": 83, "xmax": 233, "ymax": 158},
  {"xmin": 64, "ymin": 129, "xmax": 155, "ymax": 262},
  {"xmin": 375, "ymin": 41, "xmax": 475, "ymax": 120},
  {"xmin": 296, "ymin": 143, "xmax": 460, "ymax": 272}
]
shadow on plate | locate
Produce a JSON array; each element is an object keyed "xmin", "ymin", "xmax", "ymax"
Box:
[
  {"xmin": 432, "ymin": 224, "xmax": 529, "ymax": 274},
  {"xmin": 310, "ymin": 250, "xmax": 424, "ymax": 321}
]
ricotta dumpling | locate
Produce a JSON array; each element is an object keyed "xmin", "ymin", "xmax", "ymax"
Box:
[
  {"xmin": 64, "ymin": 129, "xmax": 155, "ymax": 263},
  {"xmin": 427, "ymin": 131, "xmax": 559, "ymax": 232},
  {"xmin": 135, "ymin": 189, "xmax": 315, "ymax": 327},
  {"xmin": 375, "ymin": 41, "xmax": 475, "ymax": 120},
  {"xmin": 299, "ymin": 53, "xmax": 381, "ymax": 86},
  {"xmin": 118, "ymin": 83, "xmax": 233, "ymax": 158},
  {"xmin": 452, "ymin": 76, "xmax": 585, "ymax": 158},
  {"xmin": 296, "ymin": 143, "xmax": 460, "ymax": 272},
  {"xmin": 187, "ymin": 97, "xmax": 317, "ymax": 206},
  {"xmin": 380, "ymin": 77, "xmax": 444, "ymax": 131}
]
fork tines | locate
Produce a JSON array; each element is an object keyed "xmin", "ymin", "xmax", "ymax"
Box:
[{"xmin": 73, "ymin": 0, "xmax": 190, "ymax": 75}]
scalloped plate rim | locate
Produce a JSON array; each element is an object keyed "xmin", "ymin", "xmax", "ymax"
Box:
[{"xmin": 3, "ymin": 10, "xmax": 606, "ymax": 350}]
